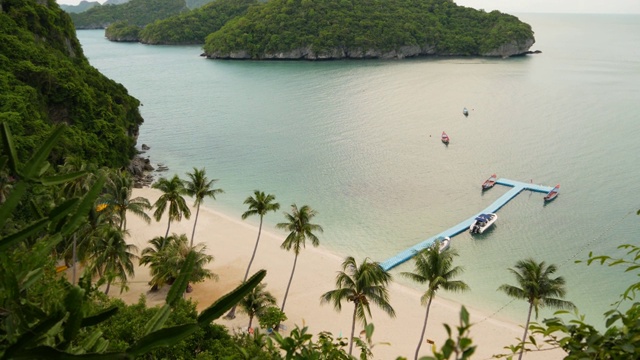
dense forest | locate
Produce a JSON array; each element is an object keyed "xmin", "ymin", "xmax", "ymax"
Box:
[
  {"xmin": 69, "ymin": 0, "xmax": 188, "ymax": 29},
  {"xmin": 138, "ymin": 0, "xmax": 257, "ymax": 45},
  {"xmin": 203, "ymin": 0, "xmax": 535, "ymax": 59},
  {"xmin": 0, "ymin": 0, "xmax": 142, "ymax": 168}
]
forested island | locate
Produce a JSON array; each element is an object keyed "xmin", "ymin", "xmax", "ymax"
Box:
[
  {"xmin": 203, "ymin": 0, "xmax": 535, "ymax": 59},
  {"xmin": 69, "ymin": 0, "xmax": 188, "ymax": 29}
]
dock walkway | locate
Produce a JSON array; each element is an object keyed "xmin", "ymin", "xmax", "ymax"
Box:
[{"xmin": 379, "ymin": 179, "xmax": 554, "ymax": 271}]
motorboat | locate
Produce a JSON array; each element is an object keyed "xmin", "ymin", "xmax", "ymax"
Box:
[
  {"xmin": 544, "ymin": 184, "xmax": 560, "ymax": 202},
  {"xmin": 435, "ymin": 236, "xmax": 451, "ymax": 253},
  {"xmin": 463, "ymin": 107, "xmax": 469, "ymax": 116},
  {"xmin": 482, "ymin": 174, "xmax": 497, "ymax": 190},
  {"xmin": 469, "ymin": 213, "xmax": 497, "ymax": 234},
  {"xmin": 441, "ymin": 131, "xmax": 450, "ymax": 144}
]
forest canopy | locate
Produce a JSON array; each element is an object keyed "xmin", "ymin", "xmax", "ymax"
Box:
[{"xmin": 0, "ymin": 0, "xmax": 143, "ymax": 168}]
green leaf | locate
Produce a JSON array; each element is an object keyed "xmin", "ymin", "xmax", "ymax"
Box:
[
  {"xmin": 48, "ymin": 198, "xmax": 80, "ymax": 224},
  {"xmin": 127, "ymin": 324, "xmax": 198, "ymax": 357},
  {"xmin": 63, "ymin": 287, "xmax": 85, "ymax": 342},
  {"xmin": 22, "ymin": 125, "xmax": 66, "ymax": 179},
  {"xmin": 143, "ymin": 305, "xmax": 171, "ymax": 335},
  {"xmin": 0, "ymin": 122, "xmax": 19, "ymax": 174},
  {"xmin": 21, "ymin": 268, "xmax": 44, "ymax": 291},
  {"xmin": 166, "ymin": 251, "xmax": 196, "ymax": 306},
  {"xmin": 41, "ymin": 171, "xmax": 88, "ymax": 186},
  {"xmin": 0, "ymin": 218, "xmax": 49, "ymax": 252},
  {"xmin": 60, "ymin": 175, "xmax": 105, "ymax": 236},
  {"xmin": 197, "ymin": 269, "xmax": 266, "ymax": 325},
  {"xmin": 81, "ymin": 306, "xmax": 119, "ymax": 328},
  {"xmin": 0, "ymin": 181, "xmax": 27, "ymax": 230},
  {"xmin": 3, "ymin": 313, "xmax": 66, "ymax": 358}
]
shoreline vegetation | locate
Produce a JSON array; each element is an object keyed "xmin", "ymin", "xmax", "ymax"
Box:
[{"xmin": 117, "ymin": 186, "xmax": 563, "ymax": 359}]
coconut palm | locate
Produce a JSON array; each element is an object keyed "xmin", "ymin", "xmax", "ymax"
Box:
[
  {"xmin": 101, "ymin": 169, "xmax": 151, "ymax": 231},
  {"xmin": 183, "ymin": 167, "xmax": 223, "ymax": 247},
  {"xmin": 58, "ymin": 156, "xmax": 100, "ymax": 285},
  {"xmin": 225, "ymin": 191, "xmax": 280, "ymax": 320},
  {"xmin": 85, "ymin": 225, "xmax": 139, "ymax": 295},
  {"xmin": 238, "ymin": 283, "xmax": 277, "ymax": 331},
  {"xmin": 276, "ymin": 204, "xmax": 323, "ymax": 316},
  {"xmin": 401, "ymin": 245, "xmax": 469, "ymax": 360},
  {"xmin": 498, "ymin": 258, "xmax": 576, "ymax": 360},
  {"xmin": 140, "ymin": 233, "xmax": 215, "ymax": 291},
  {"xmin": 321, "ymin": 256, "xmax": 396, "ymax": 356},
  {"xmin": 152, "ymin": 174, "xmax": 191, "ymax": 242}
]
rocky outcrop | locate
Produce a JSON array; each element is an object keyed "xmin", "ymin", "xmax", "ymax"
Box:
[
  {"xmin": 206, "ymin": 40, "xmax": 531, "ymax": 60},
  {"xmin": 481, "ymin": 38, "xmax": 535, "ymax": 58},
  {"xmin": 127, "ymin": 155, "xmax": 155, "ymax": 188}
]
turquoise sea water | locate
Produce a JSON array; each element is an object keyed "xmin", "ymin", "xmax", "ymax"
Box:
[{"xmin": 77, "ymin": 13, "xmax": 640, "ymax": 327}]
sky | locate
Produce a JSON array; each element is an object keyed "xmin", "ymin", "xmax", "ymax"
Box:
[{"xmin": 55, "ymin": 0, "xmax": 640, "ymax": 14}]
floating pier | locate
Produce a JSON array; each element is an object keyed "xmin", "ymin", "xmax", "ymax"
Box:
[{"xmin": 379, "ymin": 179, "xmax": 554, "ymax": 271}]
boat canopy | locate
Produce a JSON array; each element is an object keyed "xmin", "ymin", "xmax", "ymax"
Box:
[{"xmin": 475, "ymin": 214, "xmax": 492, "ymax": 222}]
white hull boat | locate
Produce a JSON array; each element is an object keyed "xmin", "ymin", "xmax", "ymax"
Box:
[{"xmin": 469, "ymin": 213, "xmax": 497, "ymax": 234}]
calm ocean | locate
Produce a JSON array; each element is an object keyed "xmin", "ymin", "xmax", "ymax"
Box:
[{"xmin": 77, "ymin": 13, "xmax": 640, "ymax": 327}]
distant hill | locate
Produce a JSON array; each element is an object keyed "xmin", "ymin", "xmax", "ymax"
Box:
[
  {"xmin": 1, "ymin": 0, "xmax": 143, "ymax": 168},
  {"xmin": 137, "ymin": 0, "xmax": 257, "ymax": 45},
  {"xmin": 69, "ymin": 0, "xmax": 188, "ymax": 29},
  {"xmin": 59, "ymin": 1, "xmax": 100, "ymax": 13},
  {"xmin": 203, "ymin": 0, "xmax": 535, "ymax": 59}
]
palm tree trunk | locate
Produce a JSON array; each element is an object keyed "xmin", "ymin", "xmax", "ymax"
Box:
[
  {"xmin": 281, "ymin": 253, "xmax": 298, "ymax": 314},
  {"xmin": 248, "ymin": 314, "xmax": 254, "ymax": 331},
  {"xmin": 190, "ymin": 204, "xmax": 201, "ymax": 248},
  {"xmin": 225, "ymin": 216, "xmax": 265, "ymax": 320},
  {"xmin": 104, "ymin": 280, "xmax": 111, "ymax": 295},
  {"xmin": 163, "ymin": 218, "xmax": 172, "ymax": 247},
  {"xmin": 348, "ymin": 303, "xmax": 358, "ymax": 356},
  {"xmin": 119, "ymin": 213, "xmax": 125, "ymax": 230},
  {"xmin": 243, "ymin": 216, "xmax": 264, "ymax": 282},
  {"xmin": 415, "ymin": 296, "xmax": 434, "ymax": 360},
  {"xmin": 518, "ymin": 303, "xmax": 535, "ymax": 360}
]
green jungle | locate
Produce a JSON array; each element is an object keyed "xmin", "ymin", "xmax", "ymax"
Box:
[{"xmin": 1, "ymin": 0, "xmax": 639, "ymax": 359}]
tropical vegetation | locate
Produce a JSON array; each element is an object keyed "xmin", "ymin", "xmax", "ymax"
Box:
[
  {"xmin": 321, "ymin": 256, "xmax": 396, "ymax": 356},
  {"xmin": 498, "ymin": 258, "xmax": 575, "ymax": 360},
  {"xmin": 401, "ymin": 245, "xmax": 469, "ymax": 360},
  {"xmin": 276, "ymin": 204, "xmax": 323, "ymax": 318},
  {"xmin": 203, "ymin": 0, "xmax": 535, "ymax": 59},
  {"xmin": 152, "ymin": 174, "xmax": 191, "ymax": 240},
  {"xmin": 1, "ymin": 0, "xmax": 143, "ymax": 169},
  {"xmin": 238, "ymin": 282, "xmax": 277, "ymax": 331}
]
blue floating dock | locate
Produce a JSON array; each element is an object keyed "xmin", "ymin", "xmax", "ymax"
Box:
[{"xmin": 379, "ymin": 179, "xmax": 554, "ymax": 271}]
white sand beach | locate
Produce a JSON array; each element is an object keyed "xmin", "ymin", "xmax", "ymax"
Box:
[{"xmin": 118, "ymin": 187, "xmax": 562, "ymax": 359}]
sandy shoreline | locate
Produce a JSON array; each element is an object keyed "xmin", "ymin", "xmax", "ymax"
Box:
[{"xmin": 117, "ymin": 187, "xmax": 561, "ymax": 359}]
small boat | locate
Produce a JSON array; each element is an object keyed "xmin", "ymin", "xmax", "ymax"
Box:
[
  {"xmin": 436, "ymin": 236, "xmax": 451, "ymax": 253},
  {"xmin": 544, "ymin": 184, "xmax": 560, "ymax": 202},
  {"xmin": 441, "ymin": 131, "xmax": 450, "ymax": 144},
  {"xmin": 463, "ymin": 107, "xmax": 469, "ymax": 116},
  {"xmin": 469, "ymin": 213, "xmax": 497, "ymax": 234},
  {"xmin": 482, "ymin": 174, "xmax": 497, "ymax": 190}
]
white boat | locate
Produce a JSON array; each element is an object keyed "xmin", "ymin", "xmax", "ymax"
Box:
[
  {"xmin": 469, "ymin": 213, "xmax": 497, "ymax": 234},
  {"xmin": 463, "ymin": 107, "xmax": 469, "ymax": 116},
  {"xmin": 435, "ymin": 236, "xmax": 451, "ymax": 252}
]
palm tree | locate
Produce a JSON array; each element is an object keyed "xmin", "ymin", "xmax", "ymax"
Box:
[
  {"xmin": 225, "ymin": 190, "xmax": 280, "ymax": 319},
  {"xmin": 276, "ymin": 204, "xmax": 323, "ymax": 317},
  {"xmin": 321, "ymin": 256, "xmax": 396, "ymax": 356},
  {"xmin": 102, "ymin": 169, "xmax": 151, "ymax": 231},
  {"xmin": 152, "ymin": 174, "xmax": 191, "ymax": 243},
  {"xmin": 238, "ymin": 283, "xmax": 277, "ymax": 331},
  {"xmin": 401, "ymin": 245, "xmax": 469, "ymax": 360},
  {"xmin": 58, "ymin": 156, "xmax": 99, "ymax": 285},
  {"xmin": 85, "ymin": 225, "xmax": 139, "ymax": 295},
  {"xmin": 140, "ymin": 233, "xmax": 215, "ymax": 291},
  {"xmin": 183, "ymin": 168, "xmax": 224, "ymax": 247},
  {"xmin": 498, "ymin": 258, "xmax": 576, "ymax": 360}
]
